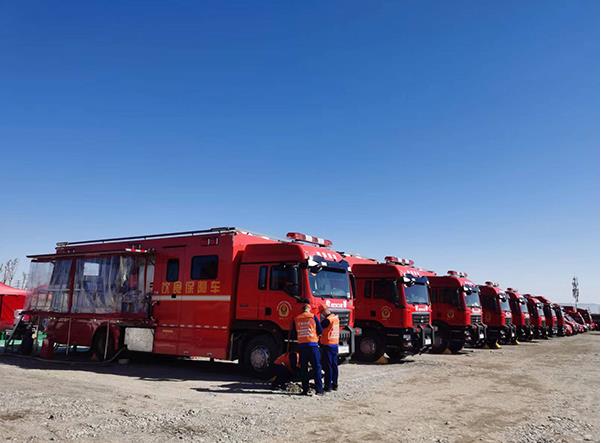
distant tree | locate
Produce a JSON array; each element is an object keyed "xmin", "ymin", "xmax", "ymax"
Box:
[{"xmin": 0, "ymin": 258, "xmax": 19, "ymax": 285}]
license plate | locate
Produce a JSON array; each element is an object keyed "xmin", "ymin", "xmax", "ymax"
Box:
[
  {"xmin": 424, "ymin": 338, "xmax": 432, "ymax": 345},
  {"xmin": 479, "ymin": 333, "xmax": 484, "ymax": 339},
  {"xmin": 339, "ymin": 345, "xmax": 350, "ymax": 355}
]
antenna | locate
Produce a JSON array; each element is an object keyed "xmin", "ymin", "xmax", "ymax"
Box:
[{"xmin": 572, "ymin": 276, "xmax": 579, "ymax": 308}]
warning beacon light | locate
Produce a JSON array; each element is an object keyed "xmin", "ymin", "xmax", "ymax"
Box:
[
  {"xmin": 384, "ymin": 256, "xmax": 415, "ymax": 266},
  {"xmin": 286, "ymin": 232, "xmax": 333, "ymax": 247}
]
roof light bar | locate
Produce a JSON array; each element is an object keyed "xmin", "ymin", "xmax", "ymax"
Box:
[
  {"xmin": 286, "ymin": 232, "xmax": 333, "ymax": 247},
  {"xmin": 447, "ymin": 270, "xmax": 458, "ymax": 276},
  {"xmin": 385, "ymin": 256, "xmax": 415, "ymax": 266}
]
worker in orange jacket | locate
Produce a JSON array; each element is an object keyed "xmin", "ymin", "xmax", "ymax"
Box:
[
  {"xmin": 269, "ymin": 351, "xmax": 299, "ymax": 390},
  {"xmin": 291, "ymin": 304, "xmax": 324, "ymax": 395},
  {"xmin": 319, "ymin": 305, "xmax": 340, "ymax": 392}
]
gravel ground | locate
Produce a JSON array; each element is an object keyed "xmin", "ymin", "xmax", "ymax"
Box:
[{"xmin": 0, "ymin": 333, "xmax": 598, "ymax": 442}]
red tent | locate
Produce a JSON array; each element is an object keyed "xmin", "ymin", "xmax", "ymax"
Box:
[{"xmin": 0, "ymin": 282, "xmax": 26, "ymax": 331}]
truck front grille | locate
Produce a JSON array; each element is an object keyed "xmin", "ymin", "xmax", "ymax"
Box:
[
  {"xmin": 412, "ymin": 313, "xmax": 430, "ymax": 327},
  {"xmin": 471, "ymin": 315, "xmax": 482, "ymax": 325},
  {"xmin": 505, "ymin": 317, "xmax": 512, "ymax": 326},
  {"xmin": 525, "ymin": 318, "xmax": 531, "ymax": 326},
  {"xmin": 331, "ymin": 310, "xmax": 350, "ymax": 328}
]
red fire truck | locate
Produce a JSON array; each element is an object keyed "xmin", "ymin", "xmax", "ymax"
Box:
[
  {"xmin": 22, "ymin": 228, "xmax": 356, "ymax": 375},
  {"xmin": 429, "ymin": 271, "xmax": 485, "ymax": 353},
  {"xmin": 534, "ymin": 295, "xmax": 557, "ymax": 337},
  {"xmin": 551, "ymin": 303, "xmax": 567, "ymax": 336},
  {"xmin": 577, "ymin": 308, "xmax": 596, "ymax": 330},
  {"xmin": 343, "ymin": 255, "xmax": 434, "ymax": 362},
  {"xmin": 506, "ymin": 288, "xmax": 534, "ymax": 341},
  {"xmin": 524, "ymin": 295, "xmax": 547, "ymax": 339},
  {"xmin": 478, "ymin": 282, "xmax": 516, "ymax": 347}
]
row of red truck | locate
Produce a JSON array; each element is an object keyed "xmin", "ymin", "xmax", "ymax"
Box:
[{"xmin": 5, "ymin": 227, "xmax": 598, "ymax": 375}]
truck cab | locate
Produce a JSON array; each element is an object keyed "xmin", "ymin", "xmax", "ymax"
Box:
[
  {"xmin": 524, "ymin": 295, "xmax": 548, "ymax": 339},
  {"xmin": 577, "ymin": 308, "xmax": 595, "ymax": 330},
  {"xmin": 534, "ymin": 295, "xmax": 557, "ymax": 337},
  {"xmin": 345, "ymin": 255, "xmax": 434, "ymax": 362},
  {"xmin": 478, "ymin": 282, "xmax": 516, "ymax": 347},
  {"xmin": 429, "ymin": 271, "xmax": 485, "ymax": 353},
  {"xmin": 506, "ymin": 288, "xmax": 534, "ymax": 341}
]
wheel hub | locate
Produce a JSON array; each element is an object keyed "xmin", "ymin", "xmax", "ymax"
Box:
[
  {"xmin": 249, "ymin": 346, "xmax": 270, "ymax": 370},
  {"xmin": 359, "ymin": 337, "xmax": 376, "ymax": 356}
]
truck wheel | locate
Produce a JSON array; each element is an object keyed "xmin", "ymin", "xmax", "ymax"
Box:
[
  {"xmin": 448, "ymin": 340, "xmax": 464, "ymax": 354},
  {"xmin": 431, "ymin": 326, "xmax": 448, "ymax": 354},
  {"xmin": 354, "ymin": 330, "xmax": 384, "ymax": 362},
  {"xmin": 20, "ymin": 330, "xmax": 34, "ymax": 355},
  {"xmin": 93, "ymin": 329, "xmax": 115, "ymax": 361},
  {"xmin": 243, "ymin": 335, "xmax": 278, "ymax": 378}
]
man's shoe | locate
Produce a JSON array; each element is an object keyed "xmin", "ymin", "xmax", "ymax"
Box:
[
  {"xmin": 315, "ymin": 391, "xmax": 325, "ymax": 396},
  {"xmin": 332, "ymin": 384, "xmax": 338, "ymax": 391}
]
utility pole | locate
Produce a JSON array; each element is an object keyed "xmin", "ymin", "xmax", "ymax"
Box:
[{"xmin": 572, "ymin": 276, "xmax": 579, "ymax": 308}]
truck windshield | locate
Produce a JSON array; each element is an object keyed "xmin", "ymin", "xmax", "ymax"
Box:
[
  {"xmin": 519, "ymin": 300, "xmax": 529, "ymax": 313},
  {"xmin": 308, "ymin": 268, "xmax": 351, "ymax": 299},
  {"xmin": 464, "ymin": 287, "xmax": 480, "ymax": 307},
  {"xmin": 499, "ymin": 295, "xmax": 511, "ymax": 312},
  {"xmin": 403, "ymin": 277, "xmax": 430, "ymax": 304}
]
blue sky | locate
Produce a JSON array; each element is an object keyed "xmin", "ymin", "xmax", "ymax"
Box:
[{"xmin": 1, "ymin": 1, "xmax": 598, "ymax": 303}]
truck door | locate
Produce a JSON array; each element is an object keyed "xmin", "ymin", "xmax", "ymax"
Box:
[
  {"xmin": 152, "ymin": 246, "xmax": 186, "ymax": 355},
  {"xmin": 259, "ymin": 264, "xmax": 299, "ymax": 330}
]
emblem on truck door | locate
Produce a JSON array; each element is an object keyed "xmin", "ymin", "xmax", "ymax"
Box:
[
  {"xmin": 277, "ymin": 301, "xmax": 292, "ymax": 318},
  {"xmin": 381, "ymin": 306, "xmax": 392, "ymax": 320}
]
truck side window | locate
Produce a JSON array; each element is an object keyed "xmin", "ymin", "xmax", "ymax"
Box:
[
  {"xmin": 166, "ymin": 259, "xmax": 179, "ymax": 282},
  {"xmin": 373, "ymin": 279, "xmax": 396, "ymax": 301},
  {"xmin": 364, "ymin": 280, "xmax": 373, "ymax": 298},
  {"xmin": 191, "ymin": 255, "xmax": 219, "ymax": 280},
  {"xmin": 258, "ymin": 266, "xmax": 268, "ymax": 290},
  {"xmin": 270, "ymin": 265, "xmax": 296, "ymax": 291}
]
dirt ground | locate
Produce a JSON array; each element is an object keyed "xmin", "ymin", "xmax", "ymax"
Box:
[{"xmin": 0, "ymin": 333, "xmax": 598, "ymax": 443}]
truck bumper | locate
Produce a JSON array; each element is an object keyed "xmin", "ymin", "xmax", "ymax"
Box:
[
  {"xmin": 339, "ymin": 326, "xmax": 355, "ymax": 357},
  {"xmin": 463, "ymin": 323, "xmax": 486, "ymax": 347}
]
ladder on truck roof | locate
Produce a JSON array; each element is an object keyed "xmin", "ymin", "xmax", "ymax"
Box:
[{"xmin": 56, "ymin": 226, "xmax": 241, "ymax": 247}]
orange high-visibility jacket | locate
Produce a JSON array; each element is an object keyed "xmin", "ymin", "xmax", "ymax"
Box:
[
  {"xmin": 294, "ymin": 311, "xmax": 319, "ymax": 344},
  {"xmin": 320, "ymin": 313, "xmax": 340, "ymax": 346}
]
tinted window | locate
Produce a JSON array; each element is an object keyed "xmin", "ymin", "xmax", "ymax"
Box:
[
  {"xmin": 373, "ymin": 279, "xmax": 396, "ymax": 301},
  {"xmin": 191, "ymin": 255, "xmax": 219, "ymax": 280},
  {"xmin": 270, "ymin": 265, "xmax": 297, "ymax": 291},
  {"xmin": 364, "ymin": 280, "xmax": 372, "ymax": 298},
  {"xmin": 258, "ymin": 266, "xmax": 268, "ymax": 290},
  {"xmin": 166, "ymin": 259, "xmax": 179, "ymax": 282}
]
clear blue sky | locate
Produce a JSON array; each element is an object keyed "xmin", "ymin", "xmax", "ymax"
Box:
[{"xmin": 1, "ymin": 1, "xmax": 598, "ymax": 303}]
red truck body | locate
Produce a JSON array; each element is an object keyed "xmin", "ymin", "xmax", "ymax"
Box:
[
  {"xmin": 534, "ymin": 295, "xmax": 558, "ymax": 336},
  {"xmin": 577, "ymin": 308, "xmax": 596, "ymax": 330},
  {"xmin": 524, "ymin": 295, "xmax": 548, "ymax": 339},
  {"xmin": 478, "ymin": 282, "xmax": 516, "ymax": 345},
  {"xmin": 23, "ymin": 228, "xmax": 356, "ymax": 374},
  {"xmin": 0, "ymin": 283, "xmax": 26, "ymax": 332},
  {"xmin": 429, "ymin": 271, "xmax": 485, "ymax": 353},
  {"xmin": 563, "ymin": 306, "xmax": 588, "ymax": 331},
  {"xmin": 344, "ymin": 255, "xmax": 434, "ymax": 361},
  {"xmin": 506, "ymin": 288, "xmax": 534, "ymax": 341}
]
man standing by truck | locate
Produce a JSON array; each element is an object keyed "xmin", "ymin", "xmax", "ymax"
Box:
[
  {"xmin": 292, "ymin": 304, "xmax": 324, "ymax": 395},
  {"xmin": 319, "ymin": 305, "xmax": 340, "ymax": 392}
]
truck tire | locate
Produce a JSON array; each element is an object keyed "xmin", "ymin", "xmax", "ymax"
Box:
[
  {"xmin": 93, "ymin": 328, "xmax": 115, "ymax": 361},
  {"xmin": 431, "ymin": 324, "xmax": 448, "ymax": 354},
  {"xmin": 354, "ymin": 330, "xmax": 384, "ymax": 362},
  {"xmin": 20, "ymin": 329, "xmax": 34, "ymax": 355},
  {"xmin": 448, "ymin": 340, "xmax": 464, "ymax": 354},
  {"xmin": 243, "ymin": 335, "xmax": 278, "ymax": 378}
]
